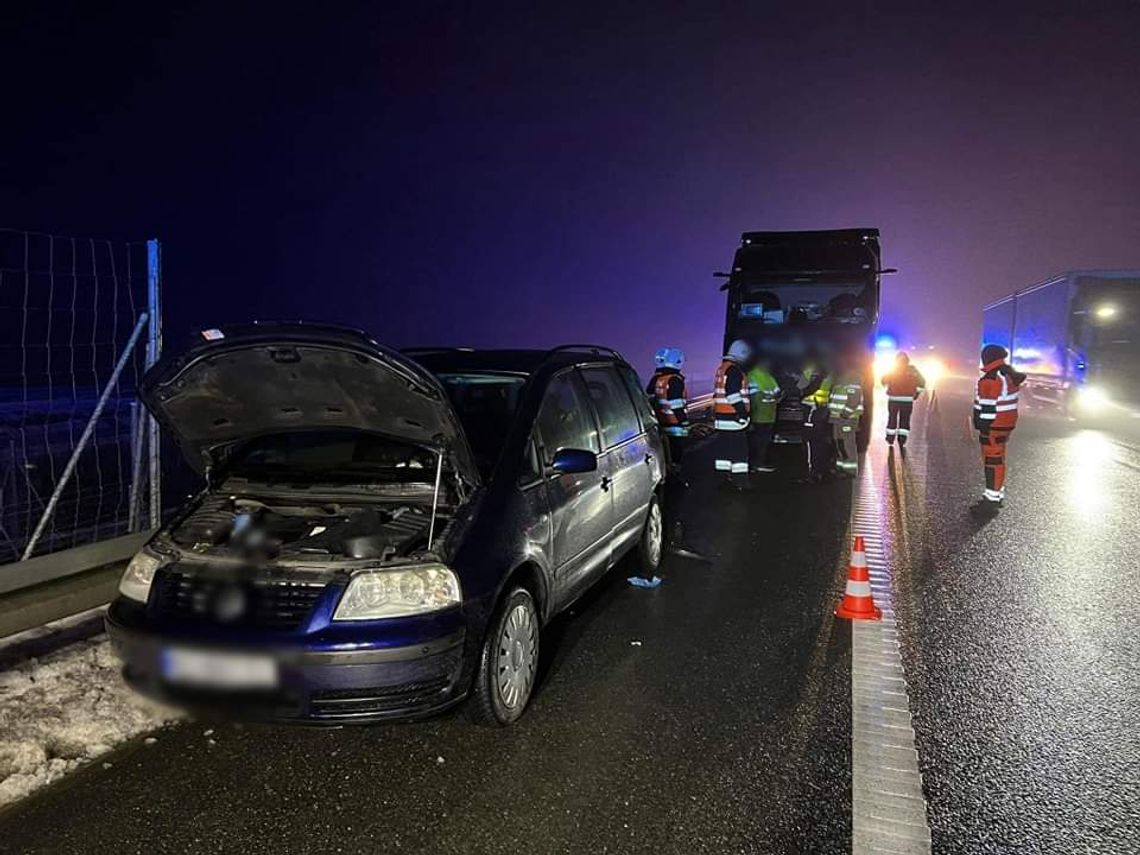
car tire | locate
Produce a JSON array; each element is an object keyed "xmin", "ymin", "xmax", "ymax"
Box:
[
  {"xmin": 634, "ymin": 494, "xmax": 663, "ymax": 577},
  {"xmin": 467, "ymin": 586, "xmax": 540, "ymax": 727}
]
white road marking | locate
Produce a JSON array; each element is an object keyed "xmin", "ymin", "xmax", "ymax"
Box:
[{"xmin": 850, "ymin": 464, "xmax": 932, "ymax": 854}]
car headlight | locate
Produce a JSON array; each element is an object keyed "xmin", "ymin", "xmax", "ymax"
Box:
[
  {"xmin": 119, "ymin": 548, "xmax": 167, "ymax": 603},
  {"xmin": 333, "ymin": 563, "xmax": 461, "ymax": 621},
  {"xmin": 1077, "ymin": 385, "xmax": 1110, "ymax": 412}
]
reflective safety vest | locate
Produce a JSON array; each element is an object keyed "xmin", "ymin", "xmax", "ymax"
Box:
[
  {"xmin": 648, "ymin": 369, "xmax": 689, "ymax": 436},
  {"xmin": 883, "ymin": 365, "xmax": 926, "ymax": 402},
  {"xmin": 801, "ymin": 374, "xmax": 833, "ymax": 408},
  {"xmin": 747, "ymin": 368, "xmax": 781, "ymax": 424},
  {"xmin": 713, "ymin": 359, "xmax": 750, "ymax": 430},
  {"xmin": 829, "ymin": 374, "xmax": 864, "ymax": 422},
  {"xmin": 974, "ymin": 360, "xmax": 1023, "ymax": 430}
]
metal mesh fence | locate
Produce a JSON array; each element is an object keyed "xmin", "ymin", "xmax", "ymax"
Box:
[{"xmin": 0, "ymin": 228, "xmax": 157, "ymax": 562}]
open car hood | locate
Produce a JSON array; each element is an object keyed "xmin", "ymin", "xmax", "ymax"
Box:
[{"xmin": 141, "ymin": 323, "xmax": 479, "ymax": 484}]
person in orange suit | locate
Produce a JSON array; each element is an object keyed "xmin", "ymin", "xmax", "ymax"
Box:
[{"xmin": 972, "ymin": 344, "xmax": 1026, "ymax": 509}]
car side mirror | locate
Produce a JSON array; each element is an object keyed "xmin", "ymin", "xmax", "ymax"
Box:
[{"xmin": 550, "ymin": 448, "xmax": 597, "ymax": 474}]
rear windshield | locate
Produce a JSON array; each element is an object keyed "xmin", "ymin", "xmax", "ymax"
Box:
[
  {"xmin": 227, "ymin": 430, "xmax": 436, "ymax": 483},
  {"xmin": 435, "ymin": 373, "xmax": 527, "ymax": 475}
]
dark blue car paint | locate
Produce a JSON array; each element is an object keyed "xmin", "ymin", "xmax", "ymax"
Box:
[{"xmin": 108, "ymin": 333, "xmax": 662, "ymax": 723}]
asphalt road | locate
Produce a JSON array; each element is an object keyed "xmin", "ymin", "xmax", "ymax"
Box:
[
  {"xmin": 1, "ymin": 380, "xmax": 1136, "ymax": 854},
  {"xmin": 880, "ymin": 380, "xmax": 1140, "ymax": 853},
  {"xmin": 0, "ymin": 431, "xmax": 857, "ymax": 854}
]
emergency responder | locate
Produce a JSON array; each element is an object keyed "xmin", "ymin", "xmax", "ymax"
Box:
[
  {"xmin": 800, "ymin": 361, "xmax": 834, "ymax": 481},
  {"xmin": 881, "ymin": 352, "xmax": 925, "ymax": 446},
  {"xmin": 646, "ymin": 346, "xmax": 689, "ymax": 467},
  {"xmin": 973, "ymin": 344, "xmax": 1026, "ymax": 508},
  {"xmin": 638, "ymin": 345, "xmax": 706, "ymax": 569},
  {"xmin": 746, "ymin": 355, "xmax": 781, "ymax": 473},
  {"xmin": 829, "ymin": 357, "xmax": 864, "ymax": 476},
  {"xmin": 713, "ymin": 340, "xmax": 752, "ymax": 488}
]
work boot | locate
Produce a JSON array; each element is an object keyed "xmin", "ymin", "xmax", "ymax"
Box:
[
  {"xmin": 666, "ymin": 523, "xmax": 708, "ymax": 562},
  {"xmin": 971, "ymin": 497, "xmax": 1002, "ymax": 516},
  {"xmin": 885, "ymin": 435, "xmax": 895, "ymax": 445}
]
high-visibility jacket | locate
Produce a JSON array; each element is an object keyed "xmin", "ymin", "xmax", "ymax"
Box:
[
  {"xmin": 801, "ymin": 374, "xmax": 833, "ymax": 408},
  {"xmin": 747, "ymin": 367, "xmax": 781, "ymax": 424},
  {"xmin": 882, "ymin": 365, "xmax": 925, "ymax": 402},
  {"xmin": 713, "ymin": 358, "xmax": 750, "ymax": 430},
  {"xmin": 646, "ymin": 368, "xmax": 689, "ymax": 436},
  {"xmin": 829, "ymin": 373, "xmax": 864, "ymax": 423},
  {"xmin": 973, "ymin": 359, "xmax": 1025, "ymax": 431}
]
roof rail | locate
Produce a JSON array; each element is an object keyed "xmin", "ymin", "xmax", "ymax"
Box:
[{"xmin": 542, "ymin": 344, "xmax": 625, "ymax": 362}]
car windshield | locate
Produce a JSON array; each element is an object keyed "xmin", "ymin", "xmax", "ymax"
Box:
[
  {"xmin": 737, "ymin": 281, "xmax": 871, "ymax": 324},
  {"xmin": 435, "ymin": 372, "xmax": 527, "ymax": 475},
  {"xmin": 226, "ymin": 430, "xmax": 437, "ymax": 484}
]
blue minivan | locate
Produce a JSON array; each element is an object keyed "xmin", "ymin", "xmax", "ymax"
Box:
[{"xmin": 107, "ymin": 324, "xmax": 665, "ymax": 725}]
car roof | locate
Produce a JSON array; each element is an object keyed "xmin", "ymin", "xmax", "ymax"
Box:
[{"xmin": 406, "ymin": 346, "xmax": 627, "ymax": 376}]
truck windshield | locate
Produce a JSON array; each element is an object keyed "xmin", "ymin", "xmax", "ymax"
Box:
[{"xmin": 736, "ymin": 281, "xmax": 871, "ymax": 324}]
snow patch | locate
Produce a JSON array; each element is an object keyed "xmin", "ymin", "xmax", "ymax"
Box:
[{"xmin": 0, "ymin": 635, "xmax": 179, "ymax": 808}]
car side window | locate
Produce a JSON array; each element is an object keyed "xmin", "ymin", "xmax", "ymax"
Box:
[
  {"xmin": 519, "ymin": 435, "xmax": 542, "ymax": 485},
  {"xmin": 579, "ymin": 366, "xmax": 641, "ymax": 449},
  {"xmin": 536, "ymin": 370, "xmax": 600, "ymax": 460},
  {"xmin": 617, "ymin": 363, "xmax": 656, "ymax": 427}
]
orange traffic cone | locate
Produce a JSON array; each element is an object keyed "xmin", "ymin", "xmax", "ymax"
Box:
[{"xmin": 835, "ymin": 535, "xmax": 882, "ymax": 621}]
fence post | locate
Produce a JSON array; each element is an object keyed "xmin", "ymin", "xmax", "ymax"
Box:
[
  {"xmin": 127, "ymin": 401, "xmax": 146, "ymax": 533},
  {"xmin": 21, "ymin": 313, "xmax": 150, "ymax": 560},
  {"xmin": 146, "ymin": 239, "xmax": 163, "ymax": 530}
]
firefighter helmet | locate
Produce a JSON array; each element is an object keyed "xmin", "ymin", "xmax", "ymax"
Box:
[
  {"xmin": 727, "ymin": 340, "xmax": 751, "ymax": 363},
  {"xmin": 654, "ymin": 347, "xmax": 684, "ymax": 370}
]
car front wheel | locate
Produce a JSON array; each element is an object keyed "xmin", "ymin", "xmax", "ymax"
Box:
[{"xmin": 468, "ymin": 586, "xmax": 540, "ymax": 726}]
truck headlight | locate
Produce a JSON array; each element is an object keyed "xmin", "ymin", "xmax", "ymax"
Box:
[
  {"xmin": 333, "ymin": 564, "xmax": 461, "ymax": 621},
  {"xmin": 119, "ymin": 548, "xmax": 167, "ymax": 603},
  {"xmin": 1077, "ymin": 385, "xmax": 1110, "ymax": 412},
  {"xmin": 921, "ymin": 357, "xmax": 945, "ymax": 385}
]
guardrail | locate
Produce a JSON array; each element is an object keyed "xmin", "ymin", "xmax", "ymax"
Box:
[{"xmin": 0, "ymin": 532, "xmax": 150, "ymax": 598}]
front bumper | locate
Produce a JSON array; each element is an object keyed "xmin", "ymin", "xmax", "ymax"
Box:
[{"xmin": 106, "ymin": 606, "xmax": 468, "ymax": 723}]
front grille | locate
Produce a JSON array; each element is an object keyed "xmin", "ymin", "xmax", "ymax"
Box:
[
  {"xmin": 155, "ymin": 569, "xmax": 327, "ymax": 631},
  {"xmin": 310, "ymin": 677, "xmax": 452, "ymax": 718}
]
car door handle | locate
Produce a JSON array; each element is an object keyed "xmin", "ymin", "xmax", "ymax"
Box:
[
  {"xmin": 600, "ymin": 476, "xmax": 612, "ymax": 491},
  {"xmin": 644, "ymin": 453, "xmax": 654, "ymax": 465}
]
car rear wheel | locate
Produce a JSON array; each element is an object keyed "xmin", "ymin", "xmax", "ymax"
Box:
[
  {"xmin": 634, "ymin": 494, "xmax": 663, "ymax": 577},
  {"xmin": 467, "ymin": 586, "xmax": 540, "ymax": 726}
]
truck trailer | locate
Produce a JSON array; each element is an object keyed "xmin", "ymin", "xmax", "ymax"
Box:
[
  {"xmin": 982, "ymin": 270, "xmax": 1140, "ymax": 417},
  {"xmin": 719, "ymin": 228, "xmax": 889, "ymax": 449}
]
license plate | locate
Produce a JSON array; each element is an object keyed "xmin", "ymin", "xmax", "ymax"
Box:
[{"xmin": 162, "ymin": 647, "xmax": 278, "ymax": 689}]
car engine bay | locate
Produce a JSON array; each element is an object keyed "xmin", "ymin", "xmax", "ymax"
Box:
[{"xmin": 170, "ymin": 493, "xmax": 434, "ymax": 561}]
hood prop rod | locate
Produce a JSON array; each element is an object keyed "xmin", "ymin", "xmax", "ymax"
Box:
[{"xmin": 427, "ymin": 450, "xmax": 443, "ymax": 550}]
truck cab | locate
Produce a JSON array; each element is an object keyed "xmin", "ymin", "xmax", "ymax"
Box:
[
  {"xmin": 720, "ymin": 229, "xmax": 886, "ymax": 448},
  {"xmin": 983, "ymin": 270, "xmax": 1140, "ymax": 419}
]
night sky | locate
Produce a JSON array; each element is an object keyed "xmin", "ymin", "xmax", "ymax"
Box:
[{"xmin": 3, "ymin": 1, "xmax": 1139, "ymax": 376}]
